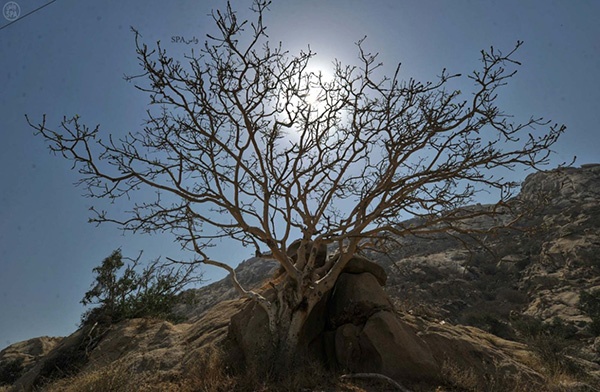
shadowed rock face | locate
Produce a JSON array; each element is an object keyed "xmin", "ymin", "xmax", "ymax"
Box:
[
  {"xmin": 228, "ymin": 257, "xmax": 543, "ymax": 386},
  {"xmin": 3, "ymin": 165, "xmax": 600, "ymax": 390},
  {"xmin": 326, "ymin": 268, "xmax": 439, "ymax": 382}
]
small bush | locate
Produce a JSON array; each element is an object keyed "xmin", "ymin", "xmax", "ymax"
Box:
[
  {"xmin": 496, "ymin": 287, "xmax": 528, "ymax": 304},
  {"xmin": 512, "ymin": 316, "xmax": 579, "ymax": 376},
  {"xmin": 81, "ymin": 249, "xmax": 201, "ymax": 327}
]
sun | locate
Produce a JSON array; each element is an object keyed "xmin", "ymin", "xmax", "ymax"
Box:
[
  {"xmin": 303, "ymin": 61, "xmax": 335, "ymax": 109},
  {"xmin": 276, "ymin": 57, "xmax": 338, "ymax": 142}
]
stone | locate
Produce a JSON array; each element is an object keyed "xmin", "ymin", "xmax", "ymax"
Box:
[
  {"xmin": 333, "ymin": 323, "xmax": 365, "ymax": 370},
  {"xmin": 342, "ymin": 256, "xmax": 387, "ymax": 286},
  {"xmin": 331, "ymin": 311, "xmax": 439, "ymax": 382},
  {"xmin": 328, "ymin": 272, "xmax": 392, "ymax": 328},
  {"xmin": 0, "ymin": 336, "xmax": 62, "ymax": 367},
  {"xmin": 359, "ymin": 311, "xmax": 439, "ymax": 381},
  {"xmin": 227, "ymin": 300, "xmax": 272, "ymax": 366},
  {"xmin": 419, "ymin": 322, "xmax": 544, "ymax": 388},
  {"xmin": 326, "ymin": 268, "xmax": 439, "ymax": 382}
]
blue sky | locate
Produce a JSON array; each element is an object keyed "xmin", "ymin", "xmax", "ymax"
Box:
[{"xmin": 0, "ymin": 0, "xmax": 598, "ymax": 350}]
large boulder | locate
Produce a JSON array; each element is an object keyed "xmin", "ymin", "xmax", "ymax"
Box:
[
  {"xmin": 225, "ymin": 254, "xmax": 547, "ymax": 388},
  {"xmin": 227, "ymin": 299, "xmax": 273, "ymax": 367},
  {"xmin": 325, "ymin": 268, "xmax": 439, "ymax": 382},
  {"xmin": 342, "ymin": 256, "xmax": 387, "ymax": 286},
  {"xmin": 328, "ymin": 272, "xmax": 392, "ymax": 327},
  {"xmin": 323, "ymin": 261, "xmax": 544, "ymax": 387},
  {"xmin": 325, "ymin": 263, "xmax": 439, "ymax": 381},
  {"xmin": 331, "ymin": 311, "xmax": 439, "ymax": 381}
]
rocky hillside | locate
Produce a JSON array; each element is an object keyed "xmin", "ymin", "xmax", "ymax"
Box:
[
  {"xmin": 2, "ymin": 164, "xmax": 599, "ymax": 391},
  {"xmin": 183, "ymin": 164, "xmax": 600, "ymax": 340},
  {"xmin": 381, "ymin": 164, "xmax": 600, "ymax": 325},
  {"xmin": 184, "ymin": 163, "xmax": 600, "ymax": 387}
]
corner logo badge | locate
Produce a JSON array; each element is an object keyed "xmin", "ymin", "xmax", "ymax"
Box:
[{"xmin": 3, "ymin": 1, "xmax": 20, "ymax": 21}]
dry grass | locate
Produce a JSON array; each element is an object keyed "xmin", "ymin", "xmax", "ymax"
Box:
[
  {"xmin": 42, "ymin": 362, "xmax": 142, "ymax": 392},
  {"xmin": 180, "ymin": 345, "xmax": 237, "ymax": 392},
  {"xmin": 438, "ymin": 359, "xmax": 594, "ymax": 392},
  {"xmin": 33, "ymin": 342, "xmax": 598, "ymax": 392},
  {"xmin": 35, "ymin": 357, "xmax": 589, "ymax": 392},
  {"xmin": 38, "ymin": 343, "xmax": 410, "ymax": 392},
  {"xmin": 182, "ymin": 345, "xmax": 343, "ymax": 392},
  {"xmin": 40, "ymin": 359, "xmax": 189, "ymax": 392}
]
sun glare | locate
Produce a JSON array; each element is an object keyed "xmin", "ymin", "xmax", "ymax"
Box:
[
  {"xmin": 304, "ymin": 61, "xmax": 334, "ymax": 109},
  {"xmin": 277, "ymin": 58, "xmax": 339, "ymax": 142}
]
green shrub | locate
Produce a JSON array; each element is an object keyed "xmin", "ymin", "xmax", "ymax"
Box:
[{"xmin": 81, "ymin": 249, "xmax": 201, "ymax": 326}]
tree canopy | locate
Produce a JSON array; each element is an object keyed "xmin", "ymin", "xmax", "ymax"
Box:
[{"xmin": 29, "ymin": 0, "xmax": 565, "ymax": 356}]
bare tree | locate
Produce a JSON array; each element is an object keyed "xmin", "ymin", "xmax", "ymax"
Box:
[{"xmin": 29, "ymin": 0, "xmax": 565, "ymax": 360}]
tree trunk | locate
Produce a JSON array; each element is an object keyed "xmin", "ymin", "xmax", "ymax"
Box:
[
  {"xmin": 274, "ymin": 307, "xmax": 307, "ymax": 364},
  {"xmin": 231, "ymin": 248, "xmax": 355, "ymax": 374},
  {"xmin": 260, "ymin": 276, "xmax": 323, "ymax": 371},
  {"xmin": 265, "ymin": 251, "xmax": 355, "ymax": 367}
]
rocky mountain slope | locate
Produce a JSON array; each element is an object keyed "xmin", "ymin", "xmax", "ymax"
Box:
[
  {"xmin": 2, "ymin": 164, "xmax": 599, "ymax": 391},
  {"xmin": 383, "ymin": 164, "xmax": 600, "ymax": 328}
]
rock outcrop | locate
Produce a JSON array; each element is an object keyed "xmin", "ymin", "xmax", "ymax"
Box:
[
  {"xmin": 325, "ymin": 266, "xmax": 438, "ymax": 382},
  {"xmin": 0, "ymin": 337, "xmax": 62, "ymax": 387},
  {"xmin": 375, "ymin": 164, "xmax": 600, "ymax": 386},
  {"xmin": 227, "ymin": 256, "xmax": 544, "ymax": 387},
  {"xmin": 7, "ymin": 299, "xmax": 246, "ymax": 391},
  {"xmin": 174, "ymin": 256, "xmax": 279, "ymax": 321},
  {"xmin": 3, "ymin": 164, "xmax": 600, "ymax": 391}
]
